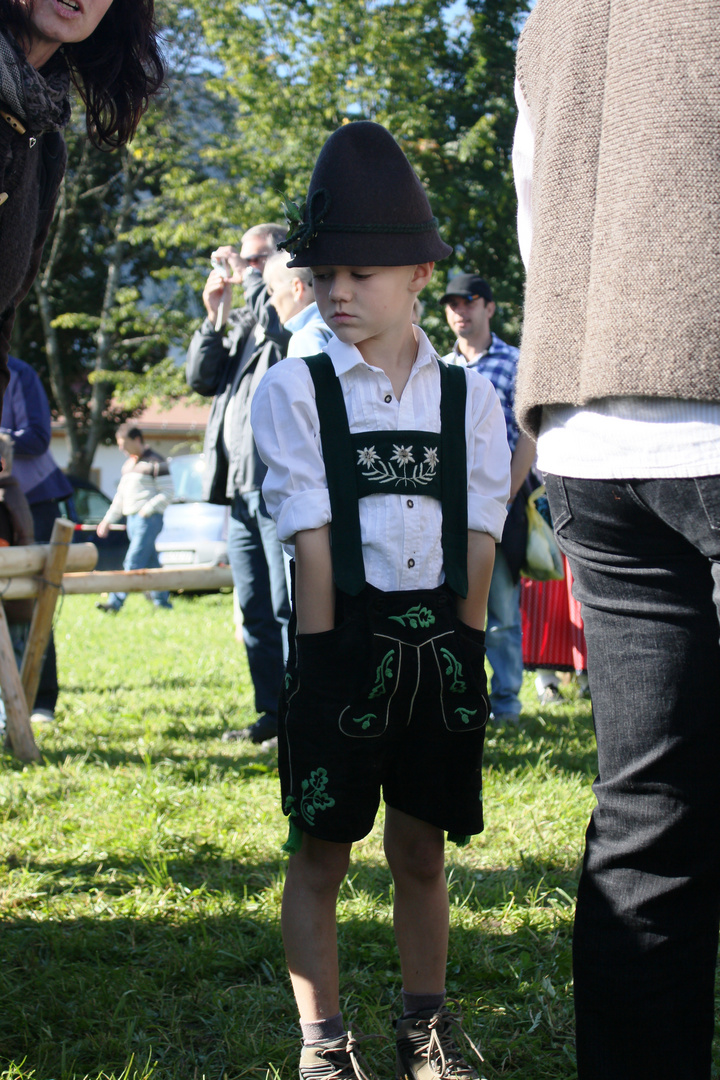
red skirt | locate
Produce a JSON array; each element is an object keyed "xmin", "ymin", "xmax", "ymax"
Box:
[{"xmin": 520, "ymin": 556, "xmax": 587, "ymax": 672}]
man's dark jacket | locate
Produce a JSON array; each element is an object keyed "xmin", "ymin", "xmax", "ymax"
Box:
[{"xmin": 186, "ymin": 273, "xmax": 289, "ymax": 505}]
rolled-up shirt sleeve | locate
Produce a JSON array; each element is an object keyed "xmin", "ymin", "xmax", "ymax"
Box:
[
  {"xmin": 251, "ymin": 358, "xmax": 331, "ymax": 545},
  {"xmin": 465, "ymin": 369, "xmax": 511, "ymax": 541}
]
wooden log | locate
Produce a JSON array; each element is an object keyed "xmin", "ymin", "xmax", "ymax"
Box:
[
  {"xmin": 20, "ymin": 518, "xmax": 74, "ymax": 712},
  {"xmin": 0, "ymin": 563, "xmax": 234, "ymax": 599},
  {"xmin": 63, "ymin": 565, "xmax": 235, "ymax": 594},
  {"xmin": 0, "ymin": 601, "xmax": 39, "ymax": 762},
  {"xmin": 0, "ymin": 541, "xmax": 97, "ymax": 577}
]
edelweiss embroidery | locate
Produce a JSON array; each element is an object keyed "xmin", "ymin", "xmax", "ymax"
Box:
[{"xmin": 356, "ymin": 443, "xmax": 439, "ymax": 489}]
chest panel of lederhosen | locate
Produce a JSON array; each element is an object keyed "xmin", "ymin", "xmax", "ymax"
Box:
[{"xmin": 303, "ymin": 352, "xmax": 469, "ymax": 599}]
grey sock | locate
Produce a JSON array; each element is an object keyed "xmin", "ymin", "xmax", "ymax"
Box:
[
  {"xmin": 402, "ymin": 989, "xmax": 446, "ymax": 1018},
  {"xmin": 301, "ymin": 1013, "xmax": 345, "ymax": 1045}
]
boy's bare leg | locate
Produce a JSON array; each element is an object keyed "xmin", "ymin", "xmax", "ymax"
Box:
[
  {"xmin": 282, "ymin": 832, "xmax": 353, "ymax": 1021},
  {"xmin": 384, "ymin": 806, "xmax": 448, "ymax": 993}
]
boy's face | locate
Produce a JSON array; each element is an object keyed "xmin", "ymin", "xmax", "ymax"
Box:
[{"xmin": 311, "ymin": 265, "xmax": 432, "ymax": 348}]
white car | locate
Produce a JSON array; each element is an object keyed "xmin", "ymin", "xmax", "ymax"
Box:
[{"xmin": 156, "ymin": 454, "xmax": 230, "ymax": 568}]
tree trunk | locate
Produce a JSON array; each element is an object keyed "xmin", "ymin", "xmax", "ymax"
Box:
[{"xmin": 81, "ymin": 147, "xmax": 139, "ymax": 474}]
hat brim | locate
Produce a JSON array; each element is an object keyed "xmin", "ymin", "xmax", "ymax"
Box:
[
  {"xmin": 287, "ymin": 231, "xmax": 453, "ymax": 268},
  {"xmin": 440, "ymin": 290, "xmax": 491, "ymax": 305}
]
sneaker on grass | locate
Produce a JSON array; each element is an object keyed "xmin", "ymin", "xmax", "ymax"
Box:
[
  {"xmin": 395, "ymin": 1005, "xmax": 484, "ymax": 1080},
  {"xmin": 299, "ymin": 1031, "xmax": 378, "ymax": 1080}
]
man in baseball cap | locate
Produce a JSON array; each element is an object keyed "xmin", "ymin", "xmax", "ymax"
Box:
[{"xmin": 440, "ymin": 273, "xmax": 494, "ymax": 305}]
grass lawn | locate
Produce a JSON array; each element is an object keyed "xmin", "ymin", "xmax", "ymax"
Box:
[{"xmin": 0, "ymin": 591, "xmax": 599, "ymax": 1079}]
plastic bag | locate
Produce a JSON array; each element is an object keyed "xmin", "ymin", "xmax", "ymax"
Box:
[{"xmin": 521, "ymin": 485, "xmax": 564, "ymax": 581}]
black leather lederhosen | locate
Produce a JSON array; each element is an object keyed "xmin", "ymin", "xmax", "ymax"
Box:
[{"xmin": 279, "ymin": 354, "xmax": 489, "ymax": 851}]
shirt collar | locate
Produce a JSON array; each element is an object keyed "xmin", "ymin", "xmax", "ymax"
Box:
[
  {"xmin": 284, "ymin": 301, "xmax": 321, "ymax": 335},
  {"xmin": 452, "ymin": 332, "xmax": 499, "ymax": 364},
  {"xmin": 322, "ymin": 326, "xmax": 441, "ymax": 379}
]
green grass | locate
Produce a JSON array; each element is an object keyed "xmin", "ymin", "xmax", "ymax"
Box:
[{"xmin": 0, "ymin": 593, "xmax": 600, "ymax": 1079}]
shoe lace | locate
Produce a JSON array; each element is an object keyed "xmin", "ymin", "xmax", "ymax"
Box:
[
  {"xmin": 320, "ymin": 1030, "xmax": 379, "ymax": 1080},
  {"xmin": 424, "ymin": 1005, "xmax": 484, "ymax": 1079}
]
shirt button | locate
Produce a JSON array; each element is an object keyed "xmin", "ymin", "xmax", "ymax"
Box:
[
  {"xmin": 0, "ymin": 193, "xmax": 7, "ymax": 206},
  {"xmin": 407, "ymin": 499, "xmax": 414, "ymax": 508},
  {"xmin": 407, "ymin": 558, "xmax": 415, "ymax": 568},
  {"xmin": 384, "ymin": 394, "xmax": 392, "ymax": 403}
]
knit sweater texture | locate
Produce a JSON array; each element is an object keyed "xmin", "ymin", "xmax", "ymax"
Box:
[{"xmin": 515, "ymin": 0, "xmax": 720, "ymax": 438}]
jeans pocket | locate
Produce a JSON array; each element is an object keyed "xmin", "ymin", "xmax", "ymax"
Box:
[
  {"xmin": 544, "ymin": 472, "xmax": 573, "ymax": 533},
  {"xmin": 694, "ymin": 476, "xmax": 720, "ymax": 532}
]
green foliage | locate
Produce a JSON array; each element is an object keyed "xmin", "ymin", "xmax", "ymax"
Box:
[{"xmin": 11, "ymin": 0, "xmax": 530, "ymax": 470}]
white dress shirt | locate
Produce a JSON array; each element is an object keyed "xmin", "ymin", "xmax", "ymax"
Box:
[
  {"xmin": 251, "ymin": 329, "xmax": 511, "ymax": 592},
  {"xmin": 513, "ymin": 77, "xmax": 720, "ymax": 480}
]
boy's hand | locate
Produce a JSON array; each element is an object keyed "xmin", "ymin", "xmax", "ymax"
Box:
[{"xmin": 456, "ymin": 530, "xmax": 496, "ymax": 630}]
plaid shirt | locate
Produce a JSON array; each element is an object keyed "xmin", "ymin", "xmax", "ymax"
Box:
[{"xmin": 445, "ymin": 333, "xmax": 520, "ymax": 453}]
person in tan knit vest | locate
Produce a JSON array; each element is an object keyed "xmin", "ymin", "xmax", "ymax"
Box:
[{"xmin": 513, "ymin": 3, "xmax": 720, "ymax": 1078}]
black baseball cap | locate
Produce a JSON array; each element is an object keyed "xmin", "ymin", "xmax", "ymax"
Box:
[{"xmin": 440, "ymin": 273, "xmax": 493, "ymax": 304}]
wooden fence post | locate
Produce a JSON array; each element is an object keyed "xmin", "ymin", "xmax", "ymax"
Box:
[
  {"xmin": 20, "ymin": 517, "xmax": 74, "ymax": 714},
  {"xmin": 0, "ymin": 601, "xmax": 38, "ymax": 762}
]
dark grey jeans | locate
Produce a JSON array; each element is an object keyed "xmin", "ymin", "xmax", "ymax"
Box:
[{"xmin": 545, "ymin": 473, "xmax": 720, "ymax": 1080}]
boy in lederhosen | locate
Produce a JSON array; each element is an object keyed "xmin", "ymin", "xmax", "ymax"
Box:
[{"xmin": 251, "ymin": 122, "xmax": 511, "ymax": 1080}]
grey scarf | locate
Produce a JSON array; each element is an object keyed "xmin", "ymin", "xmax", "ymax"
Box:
[{"xmin": 0, "ymin": 26, "xmax": 70, "ymax": 134}]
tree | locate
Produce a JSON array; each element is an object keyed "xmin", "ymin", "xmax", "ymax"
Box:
[
  {"xmin": 12, "ymin": 0, "xmax": 531, "ymax": 476},
  {"xmin": 184, "ymin": 0, "xmax": 531, "ymax": 351},
  {"xmin": 11, "ymin": 0, "xmax": 224, "ymax": 476}
]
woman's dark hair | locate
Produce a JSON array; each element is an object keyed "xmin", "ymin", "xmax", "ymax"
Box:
[{"xmin": 1, "ymin": 0, "xmax": 165, "ymax": 149}]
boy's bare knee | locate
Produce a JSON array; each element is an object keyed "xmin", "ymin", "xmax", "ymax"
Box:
[
  {"xmin": 289, "ymin": 834, "xmax": 352, "ymax": 893},
  {"xmin": 385, "ymin": 830, "xmax": 445, "ymax": 885}
]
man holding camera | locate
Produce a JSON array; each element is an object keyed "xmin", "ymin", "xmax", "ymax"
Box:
[{"xmin": 186, "ymin": 224, "xmax": 291, "ymax": 746}]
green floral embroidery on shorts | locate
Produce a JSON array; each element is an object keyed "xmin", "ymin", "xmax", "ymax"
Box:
[
  {"xmin": 369, "ymin": 649, "xmax": 395, "ymax": 699},
  {"xmin": 454, "ymin": 706, "xmax": 478, "ymax": 725},
  {"xmin": 284, "ymin": 794, "xmax": 298, "ymax": 818},
  {"xmin": 299, "ymin": 767, "xmax": 335, "ymax": 826},
  {"xmin": 284, "ymin": 672, "xmax": 292, "ymax": 690},
  {"xmin": 440, "ymin": 648, "xmax": 467, "ymax": 693},
  {"xmin": 352, "ymin": 712, "xmax": 377, "ymax": 731},
  {"xmin": 388, "ymin": 605, "xmax": 435, "ymax": 629}
]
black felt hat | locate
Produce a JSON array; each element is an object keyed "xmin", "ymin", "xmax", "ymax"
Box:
[{"xmin": 280, "ymin": 121, "xmax": 453, "ymax": 267}]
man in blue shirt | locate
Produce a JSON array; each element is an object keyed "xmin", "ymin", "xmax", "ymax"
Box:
[{"xmin": 443, "ymin": 274, "xmax": 536, "ymax": 723}]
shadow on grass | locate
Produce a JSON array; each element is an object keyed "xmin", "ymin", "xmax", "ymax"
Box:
[
  {"xmin": 31, "ymin": 708, "xmax": 598, "ymax": 780},
  {"xmin": 33, "ymin": 745, "xmax": 279, "ymax": 779},
  {"xmin": 0, "ymin": 894, "xmax": 578, "ymax": 1080},
  {"xmin": 2, "ymin": 850, "xmax": 581, "ymax": 915}
]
